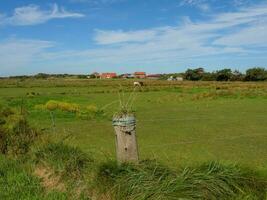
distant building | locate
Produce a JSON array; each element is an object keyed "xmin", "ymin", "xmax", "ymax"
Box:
[
  {"xmin": 147, "ymin": 74, "xmax": 161, "ymax": 80},
  {"xmin": 176, "ymin": 77, "xmax": 183, "ymax": 81},
  {"xmin": 120, "ymin": 73, "xmax": 134, "ymax": 79},
  {"xmin": 167, "ymin": 76, "xmax": 183, "ymax": 81},
  {"xmin": 167, "ymin": 76, "xmax": 174, "ymax": 81},
  {"xmin": 100, "ymin": 73, "xmax": 117, "ymax": 79},
  {"xmin": 134, "ymin": 72, "xmax": 146, "ymax": 79}
]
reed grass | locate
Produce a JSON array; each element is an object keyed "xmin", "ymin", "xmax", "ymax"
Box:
[{"xmin": 96, "ymin": 160, "xmax": 267, "ymax": 200}]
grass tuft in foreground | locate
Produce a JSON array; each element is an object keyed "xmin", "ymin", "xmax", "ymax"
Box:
[
  {"xmin": 34, "ymin": 142, "xmax": 94, "ymax": 180},
  {"xmin": 96, "ymin": 160, "xmax": 267, "ymax": 200},
  {"xmin": 0, "ymin": 155, "xmax": 67, "ymax": 200}
]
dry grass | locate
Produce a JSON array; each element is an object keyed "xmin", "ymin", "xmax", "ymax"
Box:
[{"xmin": 34, "ymin": 166, "xmax": 66, "ymax": 192}]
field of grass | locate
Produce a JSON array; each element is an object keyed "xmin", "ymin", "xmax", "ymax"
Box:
[
  {"xmin": 1, "ymin": 78, "xmax": 267, "ymax": 199},
  {"xmin": 0, "ymin": 79, "xmax": 266, "ymax": 171}
]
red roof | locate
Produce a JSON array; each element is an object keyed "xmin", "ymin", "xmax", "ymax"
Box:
[
  {"xmin": 101, "ymin": 73, "xmax": 117, "ymax": 78},
  {"xmin": 134, "ymin": 72, "xmax": 146, "ymax": 75},
  {"xmin": 101, "ymin": 73, "xmax": 116, "ymax": 76}
]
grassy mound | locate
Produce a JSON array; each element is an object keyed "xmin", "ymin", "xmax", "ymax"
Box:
[
  {"xmin": 0, "ymin": 155, "xmax": 67, "ymax": 200},
  {"xmin": 35, "ymin": 142, "xmax": 94, "ymax": 180},
  {"xmin": 96, "ymin": 160, "xmax": 266, "ymax": 200},
  {"xmin": 34, "ymin": 142, "xmax": 94, "ymax": 199}
]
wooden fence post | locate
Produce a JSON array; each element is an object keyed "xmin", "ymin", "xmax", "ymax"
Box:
[{"xmin": 112, "ymin": 115, "xmax": 139, "ymax": 164}]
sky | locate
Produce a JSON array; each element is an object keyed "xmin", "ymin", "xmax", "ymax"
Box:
[{"xmin": 0, "ymin": 0, "xmax": 267, "ymax": 76}]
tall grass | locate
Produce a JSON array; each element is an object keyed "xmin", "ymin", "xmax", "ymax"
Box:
[
  {"xmin": 0, "ymin": 105, "xmax": 40, "ymax": 156},
  {"xmin": 34, "ymin": 142, "xmax": 94, "ymax": 199},
  {"xmin": 114, "ymin": 85, "xmax": 140, "ymax": 118},
  {"xmin": 96, "ymin": 160, "xmax": 267, "ymax": 200},
  {"xmin": 0, "ymin": 155, "xmax": 67, "ymax": 199},
  {"xmin": 34, "ymin": 142, "xmax": 94, "ymax": 180}
]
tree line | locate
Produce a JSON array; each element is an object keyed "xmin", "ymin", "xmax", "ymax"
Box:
[
  {"xmin": 169, "ymin": 67, "xmax": 267, "ymax": 81},
  {"xmin": 2, "ymin": 67, "xmax": 267, "ymax": 81}
]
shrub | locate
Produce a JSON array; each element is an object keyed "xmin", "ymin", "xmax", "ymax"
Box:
[
  {"xmin": 45, "ymin": 100, "xmax": 58, "ymax": 111},
  {"xmin": 41, "ymin": 100, "xmax": 80, "ymax": 113},
  {"xmin": 185, "ymin": 68, "xmax": 204, "ymax": 81},
  {"xmin": 245, "ymin": 67, "xmax": 267, "ymax": 81},
  {"xmin": 86, "ymin": 105, "xmax": 98, "ymax": 113},
  {"xmin": 58, "ymin": 101, "xmax": 79, "ymax": 113},
  {"xmin": 0, "ymin": 106, "xmax": 40, "ymax": 155},
  {"xmin": 216, "ymin": 68, "xmax": 232, "ymax": 81}
]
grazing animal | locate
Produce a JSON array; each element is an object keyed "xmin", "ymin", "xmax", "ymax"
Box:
[{"xmin": 134, "ymin": 81, "xmax": 144, "ymax": 87}]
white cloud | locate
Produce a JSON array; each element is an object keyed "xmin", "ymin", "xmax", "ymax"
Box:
[
  {"xmin": 0, "ymin": 39, "xmax": 54, "ymax": 74},
  {"xmin": 42, "ymin": 3, "xmax": 267, "ymax": 67},
  {"xmin": 94, "ymin": 29, "xmax": 160, "ymax": 45},
  {"xmin": 214, "ymin": 22, "xmax": 267, "ymax": 47},
  {"xmin": 94, "ymin": 3, "xmax": 267, "ymax": 48},
  {"xmin": 0, "ymin": 4, "xmax": 84, "ymax": 26}
]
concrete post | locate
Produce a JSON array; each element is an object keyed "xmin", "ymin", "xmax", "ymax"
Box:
[{"xmin": 112, "ymin": 115, "xmax": 139, "ymax": 164}]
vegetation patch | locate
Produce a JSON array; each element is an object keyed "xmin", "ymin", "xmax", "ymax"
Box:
[
  {"xmin": 77, "ymin": 104, "xmax": 105, "ymax": 120},
  {"xmin": 0, "ymin": 155, "xmax": 67, "ymax": 199},
  {"xmin": 34, "ymin": 165, "xmax": 66, "ymax": 192},
  {"xmin": 34, "ymin": 142, "xmax": 94, "ymax": 199},
  {"xmin": 41, "ymin": 100, "xmax": 80, "ymax": 113},
  {"xmin": 34, "ymin": 142, "xmax": 94, "ymax": 180},
  {"xmin": 35, "ymin": 100, "xmax": 106, "ymax": 120},
  {"xmin": 0, "ymin": 105, "xmax": 40, "ymax": 156},
  {"xmin": 96, "ymin": 160, "xmax": 267, "ymax": 200}
]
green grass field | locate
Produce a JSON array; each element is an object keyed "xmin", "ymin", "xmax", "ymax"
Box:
[{"xmin": 1, "ymin": 79, "xmax": 266, "ymax": 172}]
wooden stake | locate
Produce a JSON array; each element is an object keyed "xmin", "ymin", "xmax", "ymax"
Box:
[{"xmin": 113, "ymin": 116, "xmax": 139, "ymax": 164}]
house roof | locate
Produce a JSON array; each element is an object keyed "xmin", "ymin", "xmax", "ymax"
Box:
[
  {"xmin": 101, "ymin": 73, "xmax": 117, "ymax": 77},
  {"xmin": 134, "ymin": 72, "xmax": 146, "ymax": 75}
]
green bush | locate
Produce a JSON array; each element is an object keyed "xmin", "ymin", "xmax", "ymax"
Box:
[
  {"xmin": 245, "ymin": 67, "xmax": 267, "ymax": 81},
  {"xmin": 0, "ymin": 106, "xmax": 40, "ymax": 155},
  {"xmin": 44, "ymin": 100, "xmax": 80, "ymax": 113}
]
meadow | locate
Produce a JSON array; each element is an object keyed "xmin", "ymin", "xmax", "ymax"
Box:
[{"xmin": 0, "ymin": 78, "xmax": 267, "ymax": 199}]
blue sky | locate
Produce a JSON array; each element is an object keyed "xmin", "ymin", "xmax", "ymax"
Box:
[{"xmin": 0, "ymin": 0, "xmax": 267, "ymax": 76}]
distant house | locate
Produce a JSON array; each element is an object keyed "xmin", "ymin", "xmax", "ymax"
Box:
[
  {"xmin": 167, "ymin": 76, "xmax": 183, "ymax": 81},
  {"xmin": 176, "ymin": 77, "xmax": 183, "ymax": 81},
  {"xmin": 120, "ymin": 73, "xmax": 134, "ymax": 79},
  {"xmin": 147, "ymin": 74, "xmax": 161, "ymax": 80},
  {"xmin": 134, "ymin": 72, "xmax": 146, "ymax": 79},
  {"xmin": 167, "ymin": 76, "xmax": 175, "ymax": 81},
  {"xmin": 100, "ymin": 73, "xmax": 117, "ymax": 79}
]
